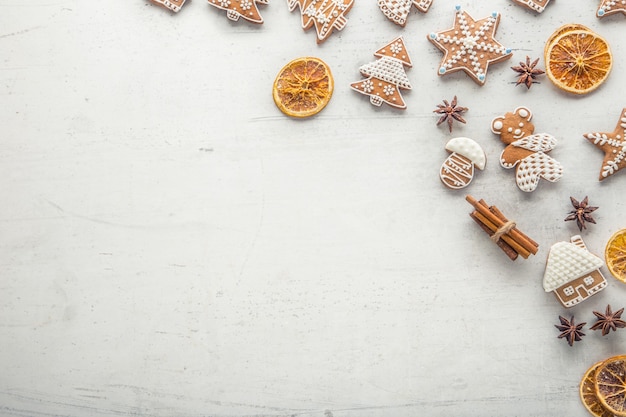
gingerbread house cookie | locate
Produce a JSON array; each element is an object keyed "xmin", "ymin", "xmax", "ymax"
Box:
[{"xmin": 543, "ymin": 235, "xmax": 607, "ymax": 308}]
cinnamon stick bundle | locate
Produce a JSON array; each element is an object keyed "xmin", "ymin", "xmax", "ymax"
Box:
[{"xmin": 466, "ymin": 195, "xmax": 539, "ymax": 261}]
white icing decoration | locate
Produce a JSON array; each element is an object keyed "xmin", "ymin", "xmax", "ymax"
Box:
[
  {"xmin": 543, "ymin": 241, "xmax": 604, "ymax": 292},
  {"xmin": 512, "ymin": 0, "xmax": 550, "ymax": 13},
  {"xmin": 444, "ymin": 137, "xmax": 486, "ymax": 169},
  {"xmin": 350, "ymin": 37, "xmax": 412, "ymax": 109},
  {"xmin": 428, "ymin": 6, "xmax": 511, "ymax": 85},
  {"xmin": 289, "ymin": 0, "xmax": 353, "ymax": 42}
]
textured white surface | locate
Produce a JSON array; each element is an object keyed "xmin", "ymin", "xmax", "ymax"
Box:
[
  {"xmin": 543, "ymin": 241, "xmax": 604, "ymax": 291},
  {"xmin": 1, "ymin": 1, "xmax": 626, "ymax": 417}
]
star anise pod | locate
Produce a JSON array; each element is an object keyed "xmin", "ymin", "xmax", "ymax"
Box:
[
  {"xmin": 433, "ymin": 96, "xmax": 467, "ymax": 133},
  {"xmin": 564, "ymin": 196, "xmax": 598, "ymax": 231},
  {"xmin": 590, "ymin": 305, "xmax": 626, "ymax": 336},
  {"xmin": 555, "ymin": 315, "xmax": 586, "ymax": 346},
  {"xmin": 511, "ymin": 56, "xmax": 545, "ymax": 89}
]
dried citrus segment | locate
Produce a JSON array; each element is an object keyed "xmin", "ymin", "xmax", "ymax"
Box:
[
  {"xmin": 595, "ymin": 355, "xmax": 626, "ymax": 416},
  {"xmin": 544, "ymin": 23, "xmax": 592, "ymax": 54},
  {"xmin": 273, "ymin": 57, "xmax": 333, "ymax": 118},
  {"xmin": 581, "ymin": 361, "xmax": 618, "ymax": 417},
  {"xmin": 544, "ymin": 29, "xmax": 612, "ymax": 95},
  {"xmin": 606, "ymin": 229, "xmax": 626, "ymax": 283}
]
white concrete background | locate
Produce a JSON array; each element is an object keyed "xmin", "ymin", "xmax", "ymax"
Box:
[{"xmin": 1, "ymin": 0, "xmax": 626, "ymax": 416}]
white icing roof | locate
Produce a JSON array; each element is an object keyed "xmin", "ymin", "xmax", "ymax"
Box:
[{"xmin": 543, "ymin": 241, "xmax": 604, "ymax": 292}]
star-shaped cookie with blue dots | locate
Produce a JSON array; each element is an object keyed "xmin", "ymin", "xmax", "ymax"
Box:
[{"xmin": 427, "ymin": 5, "xmax": 512, "ymax": 85}]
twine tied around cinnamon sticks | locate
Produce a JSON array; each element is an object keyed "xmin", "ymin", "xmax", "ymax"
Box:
[{"xmin": 466, "ymin": 195, "xmax": 539, "ymax": 261}]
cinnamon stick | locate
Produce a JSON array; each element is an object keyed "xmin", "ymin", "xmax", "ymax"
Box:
[
  {"xmin": 489, "ymin": 204, "xmax": 539, "ymax": 249},
  {"xmin": 471, "ymin": 210, "xmax": 532, "ymax": 259},
  {"xmin": 470, "ymin": 212, "xmax": 518, "ymax": 260},
  {"xmin": 466, "ymin": 195, "xmax": 538, "ymax": 255}
]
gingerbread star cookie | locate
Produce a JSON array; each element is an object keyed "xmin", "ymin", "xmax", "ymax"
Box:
[
  {"xmin": 583, "ymin": 109, "xmax": 626, "ymax": 181},
  {"xmin": 427, "ymin": 6, "xmax": 512, "ymax": 85},
  {"xmin": 207, "ymin": 0, "xmax": 268, "ymax": 23},
  {"xmin": 378, "ymin": 0, "xmax": 433, "ymax": 27},
  {"xmin": 288, "ymin": 0, "xmax": 354, "ymax": 43},
  {"xmin": 151, "ymin": 0, "xmax": 186, "ymax": 12},
  {"xmin": 597, "ymin": 0, "xmax": 626, "ymax": 17},
  {"xmin": 511, "ymin": 0, "xmax": 551, "ymax": 13}
]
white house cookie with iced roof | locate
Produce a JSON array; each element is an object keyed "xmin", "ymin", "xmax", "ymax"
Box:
[{"xmin": 543, "ymin": 235, "xmax": 607, "ymax": 308}]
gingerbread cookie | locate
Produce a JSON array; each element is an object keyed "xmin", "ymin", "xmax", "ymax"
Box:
[
  {"xmin": 378, "ymin": 0, "xmax": 433, "ymax": 27},
  {"xmin": 151, "ymin": 0, "xmax": 186, "ymax": 12},
  {"xmin": 491, "ymin": 106, "xmax": 563, "ymax": 192},
  {"xmin": 288, "ymin": 0, "xmax": 353, "ymax": 43},
  {"xmin": 427, "ymin": 6, "xmax": 512, "ymax": 85},
  {"xmin": 511, "ymin": 0, "xmax": 551, "ymax": 13},
  {"xmin": 543, "ymin": 235, "xmax": 607, "ymax": 308},
  {"xmin": 349, "ymin": 36, "xmax": 412, "ymax": 109},
  {"xmin": 207, "ymin": 0, "xmax": 268, "ymax": 23},
  {"xmin": 597, "ymin": 0, "xmax": 626, "ymax": 17},
  {"xmin": 583, "ymin": 108, "xmax": 626, "ymax": 181},
  {"xmin": 439, "ymin": 137, "xmax": 486, "ymax": 189}
]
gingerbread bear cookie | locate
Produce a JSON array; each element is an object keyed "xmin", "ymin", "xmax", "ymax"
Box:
[{"xmin": 491, "ymin": 107, "xmax": 563, "ymax": 192}]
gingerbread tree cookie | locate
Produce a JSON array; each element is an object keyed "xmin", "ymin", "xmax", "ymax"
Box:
[
  {"xmin": 378, "ymin": 0, "xmax": 433, "ymax": 27},
  {"xmin": 597, "ymin": 0, "xmax": 626, "ymax": 17},
  {"xmin": 491, "ymin": 107, "xmax": 563, "ymax": 192},
  {"xmin": 288, "ymin": 0, "xmax": 354, "ymax": 43},
  {"xmin": 208, "ymin": 0, "xmax": 268, "ymax": 23},
  {"xmin": 583, "ymin": 108, "xmax": 626, "ymax": 181},
  {"xmin": 511, "ymin": 0, "xmax": 551, "ymax": 13},
  {"xmin": 350, "ymin": 37, "xmax": 412, "ymax": 109},
  {"xmin": 427, "ymin": 6, "xmax": 512, "ymax": 85},
  {"xmin": 151, "ymin": 0, "xmax": 186, "ymax": 12}
]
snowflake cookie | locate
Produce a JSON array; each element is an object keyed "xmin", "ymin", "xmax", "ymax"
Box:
[
  {"xmin": 288, "ymin": 0, "xmax": 354, "ymax": 43},
  {"xmin": 378, "ymin": 0, "xmax": 433, "ymax": 27},
  {"xmin": 150, "ymin": 0, "xmax": 186, "ymax": 12},
  {"xmin": 427, "ymin": 5, "xmax": 512, "ymax": 85},
  {"xmin": 597, "ymin": 0, "xmax": 626, "ymax": 17},
  {"xmin": 349, "ymin": 36, "xmax": 412, "ymax": 109},
  {"xmin": 491, "ymin": 106, "xmax": 563, "ymax": 192},
  {"xmin": 439, "ymin": 137, "xmax": 486, "ymax": 189},
  {"xmin": 583, "ymin": 108, "xmax": 626, "ymax": 181},
  {"xmin": 511, "ymin": 0, "xmax": 551, "ymax": 13}
]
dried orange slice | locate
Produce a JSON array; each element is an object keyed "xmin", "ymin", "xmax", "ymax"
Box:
[
  {"xmin": 595, "ymin": 355, "xmax": 626, "ymax": 416},
  {"xmin": 544, "ymin": 28, "xmax": 612, "ymax": 95},
  {"xmin": 606, "ymin": 229, "xmax": 626, "ymax": 283},
  {"xmin": 544, "ymin": 23, "xmax": 592, "ymax": 52},
  {"xmin": 581, "ymin": 361, "xmax": 617, "ymax": 417},
  {"xmin": 272, "ymin": 57, "xmax": 333, "ymax": 118}
]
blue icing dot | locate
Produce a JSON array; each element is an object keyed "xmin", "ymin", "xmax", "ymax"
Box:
[
  {"xmin": 455, "ymin": 4, "xmax": 461, "ymax": 11},
  {"xmin": 478, "ymin": 74, "xmax": 485, "ymax": 81},
  {"xmin": 598, "ymin": 9, "xmax": 605, "ymax": 16},
  {"xmin": 439, "ymin": 67, "xmax": 446, "ymax": 74},
  {"xmin": 430, "ymin": 32, "xmax": 436, "ymax": 39},
  {"xmin": 492, "ymin": 11, "xmax": 498, "ymax": 18},
  {"xmin": 505, "ymin": 48, "xmax": 512, "ymax": 54}
]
